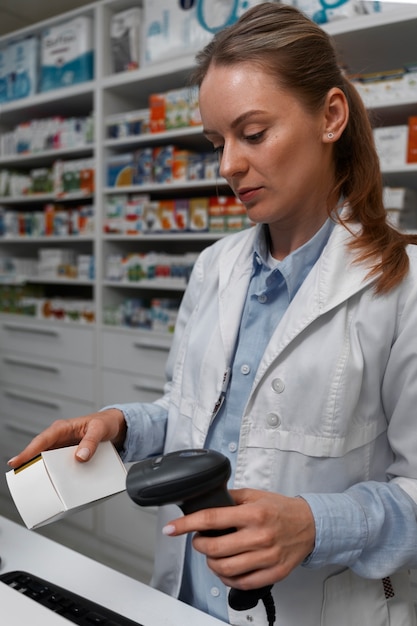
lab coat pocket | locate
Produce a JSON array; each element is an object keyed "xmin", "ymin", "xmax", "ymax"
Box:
[
  {"xmin": 321, "ymin": 569, "xmax": 416, "ymax": 626},
  {"xmin": 322, "ymin": 569, "xmax": 387, "ymax": 626}
]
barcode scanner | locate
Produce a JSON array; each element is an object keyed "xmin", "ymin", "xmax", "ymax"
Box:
[{"xmin": 126, "ymin": 449, "xmax": 276, "ymax": 625}]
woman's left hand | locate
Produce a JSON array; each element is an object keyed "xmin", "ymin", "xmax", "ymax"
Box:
[{"xmin": 162, "ymin": 488, "xmax": 316, "ymax": 590}]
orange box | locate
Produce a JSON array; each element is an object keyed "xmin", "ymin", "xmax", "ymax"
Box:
[
  {"xmin": 149, "ymin": 93, "xmax": 166, "ymax": 133},
  {"xmin": 172, "ymin": 149, "xmax": 193, "ymax": 181},
  {"xmin": 407, "ymin": 116, "xmax": 417, "ymax": 163},
  {"xmin": 158, "ymin": 199, "xmax": 176, "ymax": 232}
]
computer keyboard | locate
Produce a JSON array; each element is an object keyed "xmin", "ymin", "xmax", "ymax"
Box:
[{"xmin": 0, "ymin": 570, "xmax": 144, "ymax": 626}]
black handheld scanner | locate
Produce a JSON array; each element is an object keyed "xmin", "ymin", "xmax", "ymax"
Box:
[
  {"xmin": 126, "ymin": 449, "xmax": 275, "ymax": 624},
  {"xmin": 126, "ymin": 449, "xmax": 234, "ymax": 528}
]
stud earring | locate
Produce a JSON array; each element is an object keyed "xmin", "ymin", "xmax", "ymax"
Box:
[{"xmin": 327, "ymin": 132, "xmax": 334, "ymax": 139}]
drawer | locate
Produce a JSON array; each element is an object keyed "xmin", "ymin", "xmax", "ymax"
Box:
[
  {"xmin": 102, "ymin": 329, "xmax": 171, "ymax": 377},
  {"xmin": 0, "ymin": 385, "xmax": 94, "ymax": 430},
  {"xmin": 0, "ymin": 317, "xmax": 95, "ymax": 366},
  {"xmin": 98, "ymin": 489, "xmax": 157, "ymax": 561},
  {"xmin": 0, "ymin": 354, "xmax": 95, "ymax": 402},
  {"xmin": 101, "ymin": 369, "xmax": 165, "ymax": 406}
]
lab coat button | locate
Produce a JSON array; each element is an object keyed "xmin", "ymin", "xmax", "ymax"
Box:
[
  {"xmin": 266, "ymin": 413, "xmax": 280, "ymax": 428},
  {"xmin": 271, "ymin": 378, "xmax": 285, "ymax": 393}
]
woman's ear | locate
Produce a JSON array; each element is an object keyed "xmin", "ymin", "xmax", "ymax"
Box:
[{"xmin": 323, "ymin": 87, "xmax": 349, "ymax": 142}]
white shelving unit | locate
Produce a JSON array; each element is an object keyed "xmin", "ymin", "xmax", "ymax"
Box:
[{"xmin": 0, "ymin": 0, "xmax": 416, "ymax": 585}]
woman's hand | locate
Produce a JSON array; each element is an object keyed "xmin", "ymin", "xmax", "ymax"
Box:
[
  {"xmin": 7, "ymin": 408, "xmax": 127, "ymax": 468},
  {"xmin": 163, "ymin": 488, "xmax": 315, "ymax": 590}
]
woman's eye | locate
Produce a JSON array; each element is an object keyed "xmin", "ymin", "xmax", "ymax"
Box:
[
  {"xmin": 245, "ymin": 131, "xmax": 264, "ymax": 143},
  {"xmin": 212, "ymin": 145, "xmax": 224, "ymax": 156}
]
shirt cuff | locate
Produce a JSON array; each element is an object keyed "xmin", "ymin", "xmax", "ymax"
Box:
[
  {"xmin": 101, "ymin": 402, "xmax": 167, "ymax": 463},
  {"xmin": 298, "ymin": 492, "xmax": 368, "ymax": 569}
]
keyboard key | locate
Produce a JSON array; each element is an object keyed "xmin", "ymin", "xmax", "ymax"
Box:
[{"xmin": 0, "ymin": 570, "xmax": 143, "ymax": 626}]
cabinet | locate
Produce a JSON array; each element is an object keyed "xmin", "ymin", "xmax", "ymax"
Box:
[{"xmin": 0, "ymin": 0, "xmax": 417, "ymax": 587}]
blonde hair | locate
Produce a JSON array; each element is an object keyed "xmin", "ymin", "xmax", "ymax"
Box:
[{"xmin": 192, "ymin": 2, "xmax": 417, "ymax": 293}]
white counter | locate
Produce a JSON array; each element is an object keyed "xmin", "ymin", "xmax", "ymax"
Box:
[{"xmin": 0, "ymin": 515, "xmax": 224, "ymax": 626}]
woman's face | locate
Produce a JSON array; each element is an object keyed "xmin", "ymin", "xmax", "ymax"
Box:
[{"xmin": 199, "ymin": 62, "xmax": 337, "ymax": 256}]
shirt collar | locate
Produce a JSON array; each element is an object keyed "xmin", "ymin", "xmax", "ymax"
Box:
[{"xmin": 253, "ymin": 219, "xmax": 335, "ymax": 301}]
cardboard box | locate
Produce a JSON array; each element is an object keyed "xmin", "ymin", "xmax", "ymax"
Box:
[
  {"xmin": 143, "ymin": 0, "xmax": 265, "ymax": 65},
  {"xmin": 110, "ymin": 7, "xmax": 142, "ymax": 73},
  {"xmin": 407, "ymin": 116, "xmax": 417, "ymax": 164},
  {"xmin": 40, "ymin": 16, "xmax": 94, "ymax": 92},
  {"xmin": 6, "ymin": 441, "xmax": 127, "ymax": 529},
  {"xmin": 7, "ymin": 36, "xmax": 39, "ymax": 101},
  {"xmin": 373, "ymin": 125, "xmax": 408, "ymax": 168}
]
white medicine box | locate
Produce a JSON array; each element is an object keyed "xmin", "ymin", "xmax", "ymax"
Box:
[
  {"xmin": 143, "ymin": 0, "xmax": 265, "ymax": 65},
  {"xmin": 6, "ymin": 441, "xmax": 127, "ymax": 529},
  {"xmin": 40, "ymin": 16, "xmax": 94, "ymax": 92}
]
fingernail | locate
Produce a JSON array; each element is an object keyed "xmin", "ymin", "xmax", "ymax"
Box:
[
  {"xmin": 76, "ymin": 447, "xmax": 90, "ymax": 461},
  {"xmin": 7, "ymin": 457, "xmax": 17, "ymax": 466},
  {"xmin": 162, "ymin": 524, "xmax": 175, "ymax": 536}
]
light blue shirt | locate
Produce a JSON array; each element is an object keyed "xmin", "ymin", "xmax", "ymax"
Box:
[{"xmin": 179, "ymin": 219, "xmax": 336, "ymax": 622}]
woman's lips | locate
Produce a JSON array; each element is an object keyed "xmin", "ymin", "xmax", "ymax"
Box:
[{"xmin": 237, "ymin": 186, "xmax": 262, "ymax": 204}]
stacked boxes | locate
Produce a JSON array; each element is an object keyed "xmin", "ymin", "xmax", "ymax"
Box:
[
  {"xmin": 106, "ymin": 146, "xmax": 217, "ymax": 188},
  {"xmin": 351, "ymin": 67, "xmax": 417, "ymax": 108},
  {"xmin": 373, "ymin": 125, "xmax": 409, "ymax": 168},
  {"xmin": 373, "ymin": 119, "xmax": 417, "ymax": 168},
  {"xmin": 0, "ymin": 16, "xmax": 94, "ymax": 103},
  {"xmin": 142, "ymin": 0, "xmax": 266, "ymax": 65},
  {"xmin": 0, "ymin": 46, "xmax": 7, "ymax": 103},
  {"xmin": 149, "ymin": 87, "xmax": 201, "ymax": 132},
  {"xmin": 1, "ymin": 114, "xmax": 94, "ymax": 157},
  {"xmin": 7, "ymin": 36, "xmax": 39, "ymax": 100},
  {"xmin": 104, "ymin": 193, "xmax": 251, "ymax": 235},
  {"xmin": 40, "ymin": 16, "xmax": 94, "ymax": 92}
]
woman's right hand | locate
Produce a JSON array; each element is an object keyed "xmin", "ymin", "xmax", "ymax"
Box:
[{"xmin": 7, "ymin": 408, "xmax": 127, "ymax": 469}]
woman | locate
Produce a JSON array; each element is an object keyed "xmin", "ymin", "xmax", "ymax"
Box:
[{"xmin": 9, "ymin": 4, "xmax": 417, "ymax": 624}]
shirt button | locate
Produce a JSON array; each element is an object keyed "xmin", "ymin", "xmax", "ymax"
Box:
[
  {"xmin": 240, "ymin": 364, "xmax": 250, "ymax": 375},
  {"xmin": 258, "ymin": 294, "xmax": 267, "ymax": 303},
  {"xmin": 228, "ymin": 442, "xmax": 237, "ymax": 453},
  {"xmin": 210, "ymin": 587, "xmax": 220, "ymax": 597},
  {"xmin": 266, "ymin": 413, "xmax": 280, "ymax": 428},
  {"xmin": 271, "ymin": 378, "xmax": 285, "ymax": 393}
]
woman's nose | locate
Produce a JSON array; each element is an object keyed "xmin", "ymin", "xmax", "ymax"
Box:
[{"xmin": 218, "ymin": 142, "xmax": 247, "ymax": 180}]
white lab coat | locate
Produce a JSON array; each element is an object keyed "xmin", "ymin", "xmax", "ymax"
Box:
[{"xmin": 150, "ymin": 221, "xmax": 417, "ymax": 625}]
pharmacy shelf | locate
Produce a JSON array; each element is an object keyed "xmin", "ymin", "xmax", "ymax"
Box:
[
  {"xmin": 103, "ymin": 232, "xmax": 224, "ymax": 242},
  {"xmin": 325, "ymin": 6, "xmax": 417, "ymax": 72},
  {"xmin": 0, "ymin": 235, "xmax": 94, "ymax": 243},
  {"xmin": 369, "ymin": 98, "xmax": 417, "ymax": 127},
  {"xmin": 0, "ymin": 146, "xmax": 94, "ymax": 168},
  {"xmin": 104, "ymin": 179, "xmax": 227, "ymax": 195},
  {"xmin": 0, "ymin": 193, "xmax": 94, "ymax": 204},
  {"xmin": 0, "ymin": 83, "xmax": 95, "ymax": 126},
  {"xmin": 103, "ymin": 279, "xmax": 186, "ymax": 291},
  {"xmin": 104, "ymin": 126, "xmax": 206, "ymax": 150},
  {"xmin": 382, "ymin": 164, "xmax": 417, "ymax": 190}
]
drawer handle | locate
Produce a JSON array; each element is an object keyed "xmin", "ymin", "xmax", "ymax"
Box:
[
  {"xmin": 3, "ymin": 357, "xmax": 61, "ymax": 374},
  {"xmin": 4, "ymin": 390, "xmax": 61, "ymax": 410},
  {"xmin": 133, "ymin": 338, "xmax": 170, "ymax": 351},
  {"xmin": 5, "ymin": 422, "xmax": 40, "ymax": 439},
  {"xmin": 3, "ymin": 323, "xmax": 60, "ymax": 337}
]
